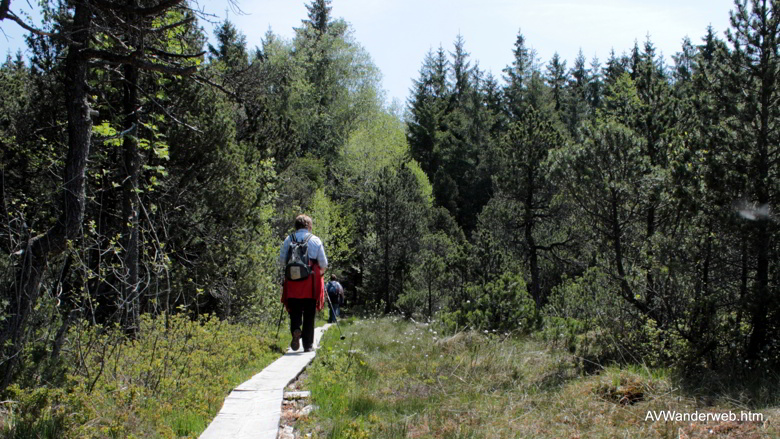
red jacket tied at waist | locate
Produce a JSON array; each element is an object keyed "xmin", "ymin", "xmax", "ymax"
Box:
[{"xmin": 282, "ymin": 263, "xmax": 324, "ymax": 311}]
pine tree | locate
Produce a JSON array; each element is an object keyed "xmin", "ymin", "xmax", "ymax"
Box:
[
  {"xmin": 493, "ymin": 108, "xmax": 565, "ymax": 307},
  {"xmin": 673, "ymin": 36, "xmax": 697, "ymax": 84},
  {"xmin": 290, "ymin": 0, "xmax": 381, "ymax": 161},
  {"xmin": 366, "ymin": 162, "xmax": 430, "ymax": 312},
  {"xmin": 724, "ymin": 0, "xmax": 780, "ymax": 361}
]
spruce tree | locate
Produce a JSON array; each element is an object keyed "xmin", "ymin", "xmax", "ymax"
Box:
[
  {"xmin": 587, "ymin": 56, "xmax": 603, "ymax": 110},
  {"xmin": 208, "ymin": 20, "xmax": 249, "ymax": 68},
  {"xmin": 604, "ymin": 48, "xmax": 627, "ymax": 85},
  {"xmin": 407, "ymin": 48, "xmax": 450, "ymax": 176},
  {"xmin": 450, "ymin": 34, "xmax": 472, "ymax": 104},
  {"xmin": 724, "ymin": 0, "xmax": 780, "ymax": 361},
  {"xmin": 545, "ymin": 52, "xmax": 568, "ymax": 112},
  {"xmin": 565, "ymin": 49, "xmax": 589, "ymax": 136},
  {"xmin": 304, "ymin": 0, "xmax": 332, "ymax": 36},
  {"xmin": 503, "ymin": 29, "xmax": 533, "ymax": 117}
]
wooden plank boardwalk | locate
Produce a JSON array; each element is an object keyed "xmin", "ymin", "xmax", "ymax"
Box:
[{"xmin": 199, "ymin": 324, "xmax": 332, "ymax": 439}]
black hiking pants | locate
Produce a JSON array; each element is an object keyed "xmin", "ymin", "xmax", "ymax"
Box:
[{"xmin": 287, "ymin": 298, "xmax": 316, "ymax": 350}]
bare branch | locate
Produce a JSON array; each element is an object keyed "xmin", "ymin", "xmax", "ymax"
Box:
[
  {"xmin": 193, "ymin": 73, "xmax": 239, "ymax": 101},
  {"xmin": 0, "ymin": 0, "xmax": 9, "ymax": 20},
  {"xmin": 139, "ymin": 88, "xmax": 203, "ymax": 133},
  {"xmin": 82, "ymin": 48, "xmax": 198, "ymax": 75},
  {"xmin": 95, "ymin": 123, "xmax": 137, "ymax": 144},
  {"xmin": 226, "ymin": 0, "xmax": 247, "ymax": 16},
  {"xmin": 148, "ymin": 47, "xmax": 205, "ymax": 59},
  {"xmin": 149, "ymin": 16, "xmax": 194, "ymax": 33},
  {"xmin": 93, "ymin": 0, "xmax": 186, "ymax": 17},
  {"xmin": 99, "ymin": 29, "xmax": 132, "ymax": 52},
  {"xmin": 3, "ymin": 11, "xmax": 57, "ymax": 38}
]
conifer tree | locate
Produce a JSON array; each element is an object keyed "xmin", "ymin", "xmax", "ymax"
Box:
[
  {"xmin": 493, "ymin": 108, "xmax": 565, "ymax": 307},
  {"xmin": 208, "ymin": 20, "xmax": 249, "ymax": 68},
  {"xmin": 450, "ymin": 34, "xmax": 473, "ymax": 104},
  {"xmin": 587, "ymin": 56, "xmax": 603, "ymax": 110},
  {"xmin": 545, "ymin": 52, "xmax": 568, "ymax": 112},
  {"xmin": 565, "ymin": 49, "xmax": 589, "ymax": 136},
  {"xmin": 724, "ymin": 0, "xmax": 780, "ymax": 360},
  {"xmin": 604, "ymin": 48, "xmax": 627, "ymax": 85},
  {"xmin": 0, "ymin": 0, "xmax": 201, "ymax": 392},
  {"xmin": 304, "ymin": 0, "xmax": 332, "ymax": 36},
  {"xmin": 503, "ymin": 29, "xmax": 534, "ymax": 117},
  {"xmin": 407, "ymin": 47, "xmax": 450, "ymax": 177}
]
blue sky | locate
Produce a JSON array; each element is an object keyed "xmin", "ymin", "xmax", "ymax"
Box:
[{"xmin": 1, "ymin": 0, "xmax": 736, "ymax": 106}]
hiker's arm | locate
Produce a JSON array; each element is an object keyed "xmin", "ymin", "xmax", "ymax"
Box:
[{"xmin": 317, "ymin": 242, "xmax": 328, "ymax": 272}]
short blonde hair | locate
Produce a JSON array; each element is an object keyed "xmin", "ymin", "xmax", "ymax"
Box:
[{"xmin": 294, "ymin": 214, "xmax": 313, "ymax": 230}]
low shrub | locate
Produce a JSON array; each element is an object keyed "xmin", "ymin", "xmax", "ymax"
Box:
[
  {"xmin": 1, "ymin": 313, "xmax": 284, "ymax": 439},
  {"xmin": 436, "ymin": 272, "xmax": 539, "ymax": 334}
]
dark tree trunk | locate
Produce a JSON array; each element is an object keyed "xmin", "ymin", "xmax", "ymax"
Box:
[
  {"xmin": 610, "ymin": 188, "xmax": 653, "ymax": 319},
  {"xmin": 746, "ymin": 6, "xmax": 776, "ymax": 359},
  {"xmin": 0, "ymin": 0, "xmax": 94, "ymax": 392},
  {"xmin": 747, "ymin": 55, "xmax": 773, "ymax": 359},
  {"xmin": 525, "ymin": 169, "xmax": 541, "ymax": 308},
  {"xmin": 121, "ymin": 21, "xmax": 141, "ymax": 334}
]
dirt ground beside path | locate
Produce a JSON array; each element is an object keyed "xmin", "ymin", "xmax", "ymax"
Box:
[{"xmin": 278, "ymin": 371, "xmax": 315, "ymax": 439}]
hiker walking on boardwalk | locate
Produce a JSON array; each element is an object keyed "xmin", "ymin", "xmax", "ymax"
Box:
[
  {"xmin": 325, "ymin": 275, "xmax": 344, "ymax": 323},
  {"xmin": 279, "ymin": 214, "xmax": 327, "ymax": 352}
]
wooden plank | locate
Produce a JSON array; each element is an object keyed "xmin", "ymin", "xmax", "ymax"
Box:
[{"xmin": 199, "ymin": 324, "xmax": 331, "ymax": 439}]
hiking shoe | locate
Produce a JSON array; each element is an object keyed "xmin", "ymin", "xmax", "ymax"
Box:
[
  {"xmin": 291, "ymin": 329, "xmax": 301, "ymax": 351},
  {"xmin": 304, "ymin": 347, "xmax": 313, "ymax": 352}
]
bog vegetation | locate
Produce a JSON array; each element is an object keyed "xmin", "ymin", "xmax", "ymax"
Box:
[
  {"xmin": 300, "ymin": 318, "xmax": 778, "ymax": 438},
  {"xmin": 0, "ymin": 0, "xmax": 779, "ymax": 437}
]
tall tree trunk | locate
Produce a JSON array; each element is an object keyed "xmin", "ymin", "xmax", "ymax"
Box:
[
  {"xmin": 746, "ymin": 6, "xmax": 776, "ymax": 359},
  {"xmin": 428, "ymin": 278, "xmax": 432, "ymax": 318},
  {"xmin": 383, "ymin": 191, "xmax": 391, "ymax": 313},
  {"xmin": 747, "ymin": 49, "xmax": 773, "ymax": 359},
  {"xmin": 610, "ymin": 189, "xmax": 653, "ymax": 319},
  {"xmin": 121, "ymin": 19, "xmax": 141, "ymax": 334},
  {"xmin": 525, "ymin": 169, "xmax": 541, "ymax": 308},
  {"xmin": 0, "ymin": 0, "xmax": 93, "ymax": 392}
]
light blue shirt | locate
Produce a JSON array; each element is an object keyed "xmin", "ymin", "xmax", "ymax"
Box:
[{"xmin": 279, "ymin": 229, "xmax": 328, "ymax": 270}]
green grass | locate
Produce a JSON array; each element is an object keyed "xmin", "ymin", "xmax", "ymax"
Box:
[
  {"xmin": 299, "ymin": 317, "xmax": 779, "ymax": 439},
  {"xmin": 167, "ymin": 411, "xmax": 206, "ymax": 437}
]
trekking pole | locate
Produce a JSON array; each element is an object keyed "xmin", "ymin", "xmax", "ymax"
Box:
[{"xmin": 325, "ymin": 290, "xmax": 346, "ymax": 340}]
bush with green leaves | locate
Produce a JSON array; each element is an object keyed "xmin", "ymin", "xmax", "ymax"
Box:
[
  {"xmin": 544, "ymin": 267, "xmax": 694, "ymax": 370},
  {"xmin": 1, "ymin": 314, "xmax": 284, "ymax": 439},
  {"xmin": 438, "ymin": 272, "xmax": 538, "ymax": 333}
]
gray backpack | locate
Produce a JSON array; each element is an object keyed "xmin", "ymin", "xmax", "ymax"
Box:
[{"xmin": 285, "ymin": 233, "xmax": 313, "ymax": 281}]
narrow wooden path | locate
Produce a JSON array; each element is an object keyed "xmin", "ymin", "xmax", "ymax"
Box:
[{"xmin": 199, "ymin": 324, "xmax": 332, "ymax": 439}]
